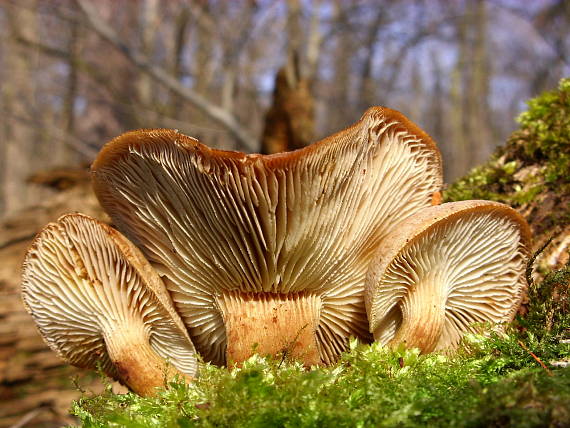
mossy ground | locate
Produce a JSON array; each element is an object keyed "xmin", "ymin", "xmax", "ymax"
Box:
[
  {"xmin": 71, "ymin": 258, "xmax": 569, "ymax": 428},
  {"xmin": 72, "ymin": 345, "xmax": 570, "ymax": 428},
  {"xmin": 70, "ymin": 81, "xmax": 570, "ymax": 427},
  {"xmin": 445, "ymin": 78, "xmax": 570, "ymax": 241}
]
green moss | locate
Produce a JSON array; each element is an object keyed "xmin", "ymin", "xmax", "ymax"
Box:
[
  {"xmin": 517, "ymin": 79, "xmax": 570, "ymax": 186},
  {"xmin": 445, "ymin": 78, "xmax": 570, "ymax": 205},
  {"xmin": 70, "ymin": 340, "xmax": 570, "ymax": 428},
  {"xmin": 443, "ymin": 158, "xmax": 522, "ymax": 203},
  {"xmin": 521, "ymin": 260, "xmax": 570, "ymax": 340},
  {"xmin": 71, "ymin": 259, "xmax": 570, "ymax": 428}
]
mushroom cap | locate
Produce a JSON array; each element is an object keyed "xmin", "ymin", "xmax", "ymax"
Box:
[
  {"xmin": 91, "ymin": 106, "xmax": 443, "ymax": 364},
  {"xmin": 21, "ymin": 213, "xmax": 198, "ymax": 380},
  {"xmin": 365, "ymin": 200, "xmax": 532, "ymax": 351}
]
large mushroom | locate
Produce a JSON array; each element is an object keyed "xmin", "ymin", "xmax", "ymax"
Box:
[
  {"xmin": 365, "ymin": 200, "xmax": 531, "ymax": 353},
  {"xmin": 21, "ymin": 213, "xmax": 197, "ymax": 396},
  {"xmin": 91, "ymin": 107, "xmax": 443, "ymax": 365}
]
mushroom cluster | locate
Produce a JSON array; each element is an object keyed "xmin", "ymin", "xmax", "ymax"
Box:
[{"xmin": 21, "ymin": 107, "xmax": 530, "ymax": 396}]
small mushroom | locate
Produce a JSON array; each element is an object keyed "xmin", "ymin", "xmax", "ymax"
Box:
[
  {"xmin": 21, "ymin": 213, "xmax": 197, "ymax": 396},
  {"xmin": 365, "ymin": 200, "xmax": 531, "ymax": 353},
  {"xmin": 91, "ymin": 107, "xmax": 443, "ymax": 365}
]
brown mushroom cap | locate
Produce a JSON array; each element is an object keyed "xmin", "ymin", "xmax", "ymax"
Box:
[
  {"xmin": 91, "ymin": 106, "xmax": 443, "ymax": 365},
  {"xmin": 21, "ymin": 213, "xmax": 197, "ymax": 395},
  {"xmin": 365, "ymin": 200, "xmax": 532, "ymax": 353}
]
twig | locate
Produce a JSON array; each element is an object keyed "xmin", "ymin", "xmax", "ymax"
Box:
[
  {"xmin": 9, "ymin": 405, "xmax": 52, "ymax": 428},
  {"xmin": 279, "ymin": 323, "xmax": 308, "ymax": 368},
  {"xmin": 517, "ymin": 340, "xmax": 553, "ymax": 376},
  {"xmin": 525, "ymin": 236, "xmax": 554, "ymax": 288}
]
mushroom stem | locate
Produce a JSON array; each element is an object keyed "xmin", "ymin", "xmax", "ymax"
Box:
[
  {"xmin": 217, "ymin": 292, "xmax": 322, "ymax": 366},
  {"xmin": 103, "ymin": 320, "xmax": 190, "ymax": 396},
  {"xmin": 387, "ymin": 277, "xmax": 447, "ymax": 353}
]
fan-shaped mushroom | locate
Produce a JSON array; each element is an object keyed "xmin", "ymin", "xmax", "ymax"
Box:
[
  {"xmin": 21, "ymin": 213, "xmax": 197, "ymax": 396},
  {"xmin": 365, "ymin": 200, "xmax": 531, "ymax": 353},
  {"xmin": 91, "ymin": 107, "xmax": 443, "ymax": 365}
]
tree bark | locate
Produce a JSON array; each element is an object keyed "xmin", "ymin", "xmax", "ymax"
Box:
[{"xmin": 260, "ymin": 0, "xmax": 316, "ymax": 154}]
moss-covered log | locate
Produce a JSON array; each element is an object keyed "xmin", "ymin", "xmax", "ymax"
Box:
[{"xmin": 446, "ymin": 78, "xmax": 570, "ymax": 272}]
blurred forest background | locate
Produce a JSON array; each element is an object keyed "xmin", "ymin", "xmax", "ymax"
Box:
[
  {"xmin": 0, "ymin": 0, "xmax": 569, "ymax": 217},
  {"xmin": 1, "ymin": 1, "xmax": 569, "ymax": 425}
]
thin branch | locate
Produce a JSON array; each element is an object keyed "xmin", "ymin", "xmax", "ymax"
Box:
[
  {"xmin": 517, "ymin": 340, "xmax": 554, "ymax": 376},
  {"xmin": 488, "ymin": 0, "xmax": 570, "ymax": 67},
  {"xmin": 8, "ymin": 407, "xmax": 46, "ymax": 428},
  {"xmin": 525, "ymin": 237, "xmax": 554, "ymax": 288},
  {"xmin": 12, "ymin": 34, "xmax": 139, "ymax": 102},
  {"xmin": 4, "ymin": 111, "xmax": 99, "ymax": 159},
  {"xmin": 186, "ymin": 0, "xmax": 217, "ymax": 38},
  {"xmin": 279, "ymin": 323, "xmax": 308, "ymax": 368},
  {"xmin": 75, "ymin": 0, "xmax": 257, "ymax": 152}
]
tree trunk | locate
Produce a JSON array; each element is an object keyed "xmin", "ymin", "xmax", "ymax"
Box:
[
  {"xmin": 2, "ymin": 1, "xmax": 40, "ymax": 216},
  {"xmin": 137, "ymin": 0, "xmax": 159, "ymax": 123},
  {"xmin": 260, "ymin": 0, "xmax": 315, "ymax": 154},
  {"xmin": 449, "ymin": 4, "xmax": 469, "ymax": 181},
  {"xmin": 467, "ymin": 0, "xmax": 493, "ymax": 165},
  {"xmin": 61, "ymin": 18, "xmax": 81, "ymax": 166}
]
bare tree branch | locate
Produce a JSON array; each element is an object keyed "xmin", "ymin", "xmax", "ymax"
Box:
[
  {"xmin": 75, "ymin": 0, "xmax": 257, "ymax": 152},
  {"xmin": 5, "ymin": 111, "xmax": 99, "ymax": 159}
]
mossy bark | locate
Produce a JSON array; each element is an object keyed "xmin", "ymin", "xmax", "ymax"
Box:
[{"xmin": 445, "ymin": 78, "xmax": 570, "ymax": 272}]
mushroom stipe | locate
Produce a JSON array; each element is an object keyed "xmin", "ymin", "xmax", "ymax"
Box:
[
  {"xmin": 21, "ymin": 213, "xmax": 197, "ymax": 396},
  {"xmin": 365, "ymin": 200, "xmax": 531, "ymax": 353},
  {"xmin": 217, "ymin": 291, "xmax": 321, "ymax": 365},
  {"xmin": 21, "ymin": 107, "xmax": 531, "ymax": 395}
]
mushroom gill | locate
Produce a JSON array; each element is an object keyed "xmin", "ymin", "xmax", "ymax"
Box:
[
  {"xmin": 21, "ymin": 213, "xmax": 197, "ymax": 396},
  {"xmin": 92, "ymin": 107, "xmax": 443, "ymax": 365},
  {"xmin": 365, "ymin": 200, "xmax": 531, "ymax": 353}
]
